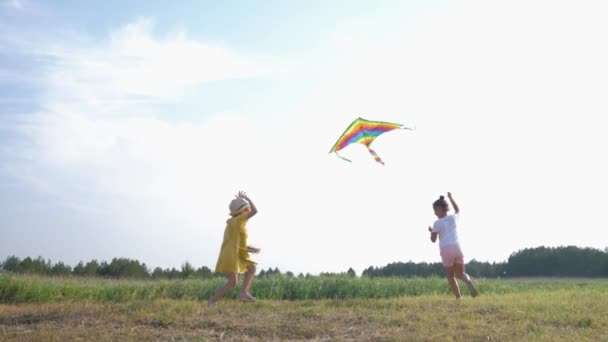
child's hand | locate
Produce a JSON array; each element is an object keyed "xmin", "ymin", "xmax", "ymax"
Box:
[
  {"xmin": 237, "ymin": 191, "xmax": 250, "ymax": 200},
  {"xmin": 237, "ymin": 191, "xmax": 258, "ymax": 218},
  {"xmin": 447, "ymin": 192, "xmax": 453, "ymax": 199},
  {"xmin": 429, "ymin": 227, "xmax": 437, "ymax": 243},
  {"xmin": 247, "ymin": 246, "xmax": 261, "ymax": 254}
]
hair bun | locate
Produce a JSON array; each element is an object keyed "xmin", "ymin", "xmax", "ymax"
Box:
[{"xmin": 439, "ymin": 195, "xmax": 445, "ymax": 200}]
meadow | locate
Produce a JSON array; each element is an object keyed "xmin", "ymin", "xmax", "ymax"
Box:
[{"xmin": 1, "ymin": 274, "xmax": 607, "ymax": 341}]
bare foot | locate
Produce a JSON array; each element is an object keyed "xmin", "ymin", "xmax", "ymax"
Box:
[{"xmin": 239, "ymin": 293, "xmax": 256, "ymax": 302}]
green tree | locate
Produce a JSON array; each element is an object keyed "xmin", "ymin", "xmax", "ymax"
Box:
[
  {"xmin": 506, "ymin": 246, "xmax": 608, "ymax": 277},
  {"xmin": 84, "ymin": 260, "xmax": 99, "ymax": 277},
  {"xmin": 73, "ymin": 261, "xmax": 85, "ymax": 276},
  {"xmin": 167, "ymin": 268, "xmax": 181, "ymax": 279},
  {"xmin": 181, "ymin": 262, "xmax": 195, "ymax": 279},
  {"xmin": 50, "ymin": 262, "xmax": 72, "ymax": 276},
  {"xmin": 19, "ymin": 256, "xmax": 51, "ymax": 275},
  {"xmin": 152, "ymin": 267, "xmax": 164, "ymax": 278},
  {"xmin": 97, "ymin": 258, "xmax": 149, "ymax": 278},
  {"xmin": 2, "ymin": 256, "xmax": 21, "ymax": 272},
  {"xmin": 195, "ymin": 266, "xmax": 212, "ymax": 279}
]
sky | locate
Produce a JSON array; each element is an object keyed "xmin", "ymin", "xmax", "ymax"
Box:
[{"xmin": 1, "ymin": 0, "xmax": 607, "ymax": 275}]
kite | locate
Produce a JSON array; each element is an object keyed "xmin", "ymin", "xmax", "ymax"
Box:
[{"xmin": 329, "ymin": 117, "xmax": 413, "ymax": 165}]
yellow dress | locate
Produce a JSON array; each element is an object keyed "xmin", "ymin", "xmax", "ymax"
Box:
[{"xmin": 214, "ymin": 213, "xmax": 256, "ymax": 273}]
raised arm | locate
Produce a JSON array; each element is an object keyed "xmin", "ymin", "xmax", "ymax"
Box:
[
  {"xmin": 447, "ymin": 192, "xmax": 459, "ymax": 214},
  {"xmin": 238, "ymin": 191, "xmax": 258, "ymax": 219}
]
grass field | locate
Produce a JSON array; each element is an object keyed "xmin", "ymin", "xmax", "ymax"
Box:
[{"xmin": 1, "ymin": 274, "xmax": 607, "ymax": 341}]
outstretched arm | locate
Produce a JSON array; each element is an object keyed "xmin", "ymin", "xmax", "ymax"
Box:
[
  {"xmin": 447, "ymin": 192, "xmax": 459, "ymax": 214},
  {"xmin": 238, "ymin": 191, "xmax": 258, "ymax": 219}
]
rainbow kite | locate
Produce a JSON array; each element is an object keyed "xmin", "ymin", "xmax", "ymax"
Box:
[{"xmin": 329, "ymin": 117, "xmax": 412, "ymax": 165}]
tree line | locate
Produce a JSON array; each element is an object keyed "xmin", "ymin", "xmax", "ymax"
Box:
[
  {"xmin": 363, "ymin": 246, "xmax": 608, "ymax": 278},
  {"xmin": 0, "ymin": 257, "xmax": 213, "ymax": 279},
  {"xmin": 1, "ymin": 246, "xmax": 607, "ymax": 279}
]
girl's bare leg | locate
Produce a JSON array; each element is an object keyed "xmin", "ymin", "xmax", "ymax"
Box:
[
  {"xmin": 444, "ymin": 266, "xmax": 461, "ymax": 298},
  {"xmin": 241, "ymin": 264, "xmax": 256, "ymax": 298},
  {"xmin": 454, "ymin": 263, "xmax": 478, "ymax": 297},
  {"xmin": 209, "ymin": 273, "xmax": 238, "ymax": 305}
]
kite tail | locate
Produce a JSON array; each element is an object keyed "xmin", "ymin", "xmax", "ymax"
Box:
[
  {"xmin": 366, "ymin": 145, "xmax": 385, "ymax": 165},
  {"xmin": 335, "ymin": 152, "xmax": 352, "ymax": 163}
]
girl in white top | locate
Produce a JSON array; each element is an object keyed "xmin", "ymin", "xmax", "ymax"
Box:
[{"xmin": 428, "ymin": 192, "xmax": 478, "ymax": 299}]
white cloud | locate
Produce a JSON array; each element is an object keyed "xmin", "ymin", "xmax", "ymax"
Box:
[
  {"xmin": 2, "ymin": 18, "xmax": 279, "ymax": 269},
  {"xmin": 40, "ymin": 18, "xmax": 268, "ymax": 109},
  {"xmin": 108, "ymin": 20, "xmax": 265, "ymax": 96},
  {"xmin": 4, "ymin": 2, "xmax": 608, "ymax": 274}
]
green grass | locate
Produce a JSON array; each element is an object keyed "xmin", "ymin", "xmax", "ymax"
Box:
[
  {"xmin": 1, "ymin": 273, "xmax": 607, "ymax": 303},
  {"xmin": 1, "ymin": 291, "xmax": 607, "ymax": 341},
  {"xmin": 1, "ymin": 275, "xmax": 608, "ymax": 340}
]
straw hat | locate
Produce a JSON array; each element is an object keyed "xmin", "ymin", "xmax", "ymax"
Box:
[{"xmin": 229, "ymin": 198, "xmax": 250, "ymax": 216}]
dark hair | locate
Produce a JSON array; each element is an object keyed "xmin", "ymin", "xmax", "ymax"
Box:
[{"xmin": 433, "ymin": 195, "xmax": 449, "ymax": 210}]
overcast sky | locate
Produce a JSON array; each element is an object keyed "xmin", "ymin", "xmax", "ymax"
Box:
[{"xmin": 1, "ymin": 0, "xmax": 607, "ymax": 274}]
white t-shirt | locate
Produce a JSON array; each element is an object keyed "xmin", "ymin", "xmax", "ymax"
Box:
[{"xmin": 432, "ymin": 214, "xmax": 460, "ymax": 248}]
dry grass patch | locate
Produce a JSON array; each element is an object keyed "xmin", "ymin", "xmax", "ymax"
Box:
[{"xmin": 1, "ymin": 290, "xmax": 607, "ymax": 341}]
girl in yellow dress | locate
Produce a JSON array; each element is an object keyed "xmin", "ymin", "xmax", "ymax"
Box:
[{"xmin": 208, "ymin": 191, "xmax": 260, "ymax": 306}]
